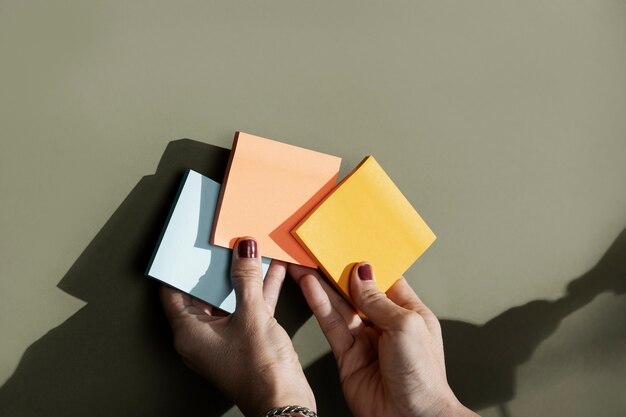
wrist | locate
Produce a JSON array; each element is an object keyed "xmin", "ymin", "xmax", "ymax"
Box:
[
  {"xmin": 427, "ymin": 397, "xmax": 478, "ymax": 417},
  {"xmin": 237, "ymin": 382, "xmax": 316, "ymax": 417},
  {"xmin": 451, "ymin": 403, "xmax": 479, "ymax": 417},
  {"xmin": 240, "ymin": 398, "xmax": 315, "ymax": 417},
  {"xmin": 262, "ymin": 405, "xmax": 318, "ymax": 417}
]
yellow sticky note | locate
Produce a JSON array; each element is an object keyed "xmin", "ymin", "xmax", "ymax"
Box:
[
  {"xmin": 292, "ymin": 156, "xmax": 436, "ymax": 301},
  {"xmin": 212, "ymin": 132, "xmax": 342, "ymax": 267}
]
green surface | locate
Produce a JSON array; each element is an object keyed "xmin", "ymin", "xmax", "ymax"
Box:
[{"xmin": 1, "ymin": 2, "xmax": 625, "ymax": 416}]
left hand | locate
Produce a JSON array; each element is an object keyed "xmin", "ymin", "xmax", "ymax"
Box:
[{"xmin": 160, "ymin": 237, "xmax": 316, "ymax": 417}]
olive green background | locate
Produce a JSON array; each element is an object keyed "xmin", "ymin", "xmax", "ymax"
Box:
[{"xmin": 1, "ymin": 1, "xmax": 625, "ymax": 416}]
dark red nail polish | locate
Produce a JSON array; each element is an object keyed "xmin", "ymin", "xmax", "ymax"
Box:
[
  {"xmin": 358, "ymin": 264, "xmax": 373, "ymax": 281},
  {"xmin": 238, "ymin": 239, "xmax": 257, "ymax": 258}
]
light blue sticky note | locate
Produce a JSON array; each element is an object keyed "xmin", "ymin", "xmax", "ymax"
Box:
[{"xmin": 146, "ymin": 170, "xmax": 270, "ymax": 313}]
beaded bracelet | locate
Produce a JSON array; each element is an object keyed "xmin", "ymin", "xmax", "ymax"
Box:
[{"xmin": 263, "ymin": 405, "xmax": 318, "ymax": 417}]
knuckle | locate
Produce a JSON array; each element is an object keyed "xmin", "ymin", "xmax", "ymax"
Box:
[
  {"xmin": 360, "ymin": 287, "xmax": 387, "ymax": 306},
  {"xmin": 416, "ymin": 304, "xmax": 435, "ymax": 318},
  {"xmin": 264, "ymin": 294, "xmax": 278, "ymax": 309},
  {"xmin": 231, "ymin": 264, "xmax": 260, "ymax": 281},
  {"xmin": 309, "ymin": 293, "xmax": 331, "ymax": 312},
  {"xmin": 430, "ymin": 315, "xmax": 442, "ymax": 331},
  {"xmin": 232, "ymin": 311, "xmax": 264, "ymax": 333},
  {"xmin": 426, "ymin": 315, "xmax": 443, "ymax": 336},
  {"xmin": 321, "ymin": 315, "xmax": 345, "ymax": 334},
  {"xmin": 396, "ymin": 311, "xmax": 422, "ymax": 331}
]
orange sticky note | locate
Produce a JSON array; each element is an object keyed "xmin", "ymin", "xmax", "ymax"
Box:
[
  {"xmin": 292, "ymin": 156, "xmax": 436, "ymax": 301},
  {"xmin": 211, "ymin": 132, "xmax": 342, "ymax": 267}
]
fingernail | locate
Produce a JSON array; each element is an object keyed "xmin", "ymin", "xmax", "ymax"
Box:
[
  {"xmin": 238, "ymin": 239, "xmax": 257, "ymax": 258},
  {"xmin": 357, "ymin": 264, "xmax": 373, "ymax": 281}
]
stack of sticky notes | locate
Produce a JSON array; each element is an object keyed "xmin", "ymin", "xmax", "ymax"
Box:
[
  {"xmin": 146, "ymin": 170, "xmax": 271, "ymax": 313},
  {"xmin": 147, "ymin": 131, "xmax": 435, "ymax": 311},
  {"xmin": 292, "ymin": 156, "xmax": 436, "ymax": 300},
  {"xmin": 211, "ymin": 132, "xmax": 342, "ymax": 267}
]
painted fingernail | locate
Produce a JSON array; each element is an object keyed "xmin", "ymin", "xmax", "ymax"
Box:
[
  {"xmin": 238, "ymin": 239, "xmax": 257, "ymax": 258},
  {"xmin": 357, "ymin": 264, "xmax": 373, "ymax": 281}
]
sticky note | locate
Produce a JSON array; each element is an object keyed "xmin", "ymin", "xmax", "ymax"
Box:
[
  {"xmin": 211, "ymin": 132, "xmax": 342, "ymax": 267},
  {"xmin": 146, "ymin": 170, "xmax": 270, "ymax": 313},
  {"xmin": 292, "ymin": 156, "xmax": 436, "ymax": 301}
]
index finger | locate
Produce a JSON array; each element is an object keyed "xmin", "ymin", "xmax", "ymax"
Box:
[
  {"xmin": 385, "ymin": 277, "xmax": 423, "ymax": 311},
  {"xmin": 288, "ymin": 264, "xmax": 362, "ymax": 332},
  {"xmin": 263, "ymin": 260, "xmax": 287, "ymax": 315},
  {"xmin": 299, "ymin": 273, "xmax": 355, "ymax": 358},
  {"xmin": 386, "ymin": 277, "xmax": 441, "ymax": 336},
  {"xmin": 160, "ymin": 285, "xmax": 192, "ymax": 320}
]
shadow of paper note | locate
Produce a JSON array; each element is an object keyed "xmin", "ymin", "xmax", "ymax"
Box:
[
  {"xmin": 0, "ymin": 139, "xmax": 233, "ymax": 417},
  {"xmin": 268, "ymin": 175, "xmax": 338, "ymax": 267},
  {"xmin": 1, "ymin": 136, "xmax": 623, "ymax": 417}
]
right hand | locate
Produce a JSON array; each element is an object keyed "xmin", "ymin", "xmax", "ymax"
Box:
[{"xmin": 289, "ymin": 263, "xmax": 478, "ymax": 417}]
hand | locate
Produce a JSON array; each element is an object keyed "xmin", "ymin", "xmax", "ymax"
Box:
[
  {"xmin": 161, "ymin": 237, "xmax": 315, "ymax": 417},
  {"xmin": 289, "ymin": 263, "xmax": 478, "ymax": 417}
]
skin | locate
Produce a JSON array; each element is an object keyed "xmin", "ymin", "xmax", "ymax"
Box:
[
  {"xmin": 160, "ymin": 238, "xmax": 315, "ymax": 417},
  {"xmin": 161, "ymin": 237, "xmax": 478, "ymax": 417},
  {"xmin": 288, "ymin": 263, "xmax": 478, "ymax": 417}
]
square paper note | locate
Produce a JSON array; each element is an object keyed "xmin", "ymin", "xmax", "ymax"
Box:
[
  {"xmin": 292, "ymin": 156, "xmax": 436, "ymax": 301},
  {"xmin": 211, "ymin": 132, "xmax": 341, "ymax": 267},
  {"xmin": 146, "ymin": 170, "xmax": 270, "ymax": 313}
]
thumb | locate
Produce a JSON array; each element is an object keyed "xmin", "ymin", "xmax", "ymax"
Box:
[
  {"xmin": 350, "ymin": 262, "xmax": 405, "ymax": 329},
  {"xmin": 231, "ymin": 237, "xmax": 265, "ymax": 313}
]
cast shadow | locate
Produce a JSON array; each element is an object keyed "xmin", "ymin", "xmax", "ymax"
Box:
[
  {"xmin": 268, "ymin": 175, "xmax": 338, "ymax": 267},
  {"xmin": 0, "ymin": 140, "xmax": 236, "ymax": 416},
  {"xmin": 303, "ymin": 229, "xmax": 626, "ymax": 416},
  {"xmin": 443, "ymin": 228, "xmax": 625, "ymax": 413},
  {"xmin": 1, "ymin": 138, "xmax": 623, "ymax": 417},
  {"xmin": 190, "ymin": 253, "xmax": 234, "ymax": 311},
  {"xmin": 190, "ymin": 176, "xmax": 234, "ymax": 309}
]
